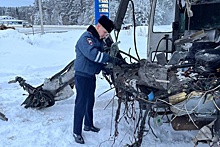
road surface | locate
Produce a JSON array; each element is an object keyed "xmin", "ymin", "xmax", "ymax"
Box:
[{"xmin": 14, "ymin": 25, "xmax": 88, "ymax": 34}]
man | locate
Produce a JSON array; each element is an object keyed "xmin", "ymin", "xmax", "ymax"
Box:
[{"xmin": 73, "ymin": 15, "xmax": 122, "ymax": 144}]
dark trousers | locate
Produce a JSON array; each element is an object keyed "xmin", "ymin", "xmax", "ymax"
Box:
[{"xmin": 73, "ymin": 75, "xmax": 96, "ymax": 135}]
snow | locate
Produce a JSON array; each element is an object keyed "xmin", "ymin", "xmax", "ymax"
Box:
[{"xmin": 0, "ymin": 26, "xmax": 208, "ymax": 147}]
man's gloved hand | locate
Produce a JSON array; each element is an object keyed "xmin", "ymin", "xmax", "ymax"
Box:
[
  {"xmin": 108, "ymin": 56, "xmax": 126, "ymax": 66},
  {"xmin": 102, "ymin": 66, "xmax": 112, "ymax": 75}
]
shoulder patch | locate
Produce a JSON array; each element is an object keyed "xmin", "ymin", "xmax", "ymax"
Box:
[{"xmin": 87, "ymin": 38, "xmax": 93, "ymax": 45}]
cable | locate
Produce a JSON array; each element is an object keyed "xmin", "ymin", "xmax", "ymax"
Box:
[
  {"xmin": 184, "ymin": 99, "xmax": 199, "ymax": 129},
  {"xmin": 130, "ymin": 0, "xmax": 140, "ymax": 61},
  {"xmin": 113, "ymin": 0, "xmax": 140, "ymax": 61},
  {"xmin": 152, "ymin": 37, "xmax": 165, "ymax": 62},
  {"xmin": 213, "ymin": 98, "xmax": 220, "ymax": 111},
  {"xmin": 152, "ymin": 35, "xmax": 172, "ymax": 63}
]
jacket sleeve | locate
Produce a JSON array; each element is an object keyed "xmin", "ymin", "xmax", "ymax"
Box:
[{"xmin": 77, "ymin": 35, "xmax": 110, "ymax": 64}]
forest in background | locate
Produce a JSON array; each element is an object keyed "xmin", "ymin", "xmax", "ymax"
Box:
[{"xmin": 0, "ymin": 0, "xmax": 174, "ymax": 26}]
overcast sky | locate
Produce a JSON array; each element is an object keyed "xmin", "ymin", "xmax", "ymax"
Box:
[{"xmin": 0, "ymin": 0, "xmax": 34, "ymax": 7}]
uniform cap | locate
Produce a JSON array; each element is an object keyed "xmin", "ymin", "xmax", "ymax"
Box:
[{"xmin": 98, "ymin": 15, "xmax": 114, "ymax": 33}]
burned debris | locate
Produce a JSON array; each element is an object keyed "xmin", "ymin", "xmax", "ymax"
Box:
[
  {"xmin": 101, "ymin": 0, "xmax": 220, "ymax": 146},
  {"xmin": 101, "ymin": 44, "xmax": 220, "ymax": 146},
  {"xmin": 8, "ymin": 60, "xmax": 75, "ymax": 109},
  {"xmin": 0, "ymin": 111, "xmax": 8, "ymax": 121}
]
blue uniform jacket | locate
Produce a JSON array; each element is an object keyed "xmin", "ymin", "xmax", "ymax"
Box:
[{"xmin": 74, "ymin": 25, "xmax": 110, "ymax": 77}]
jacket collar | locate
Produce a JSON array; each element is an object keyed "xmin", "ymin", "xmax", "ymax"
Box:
[{"xmin": 87, "ymin": 25, "xmax": 102, "ymax": 41}]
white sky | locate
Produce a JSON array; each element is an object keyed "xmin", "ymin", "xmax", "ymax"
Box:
[
  {"xmin": 0, "ymin": 26, "xmax": 206, "ymax": 147},
  {"xmin": 0, "ymin": 0, "xmax": 34, "ymax": 7}
]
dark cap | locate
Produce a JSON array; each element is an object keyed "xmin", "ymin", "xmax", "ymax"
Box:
[{"xmin": 98, "ymin": 15, "xmax": 114, "ymax": 33}]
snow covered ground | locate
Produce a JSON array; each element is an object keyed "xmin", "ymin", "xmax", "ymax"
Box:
[{"xmin": 0, "ymin": 26, "xmax": 207, "ymax": 146}]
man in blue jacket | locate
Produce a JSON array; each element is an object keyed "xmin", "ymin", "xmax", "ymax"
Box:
[{"xmin": 73, "ymin": 15, "xmax": 122, "ymax": 144}]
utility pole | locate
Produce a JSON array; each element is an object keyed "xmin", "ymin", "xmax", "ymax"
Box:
[{"xmin": 38, "ymin": 0, "xmax": 44, "ymax": 34}]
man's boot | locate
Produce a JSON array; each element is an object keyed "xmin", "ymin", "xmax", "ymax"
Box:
[
  {"xmin": 84, "ymin": 125, "xmax": 100, "ymax": 132},
  {"xmin": 73, "ymin": 133, "xmax": 85, "ymax": 144}
]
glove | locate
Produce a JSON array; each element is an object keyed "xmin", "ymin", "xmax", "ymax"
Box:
[
  {"xmin": 108, "ymin": 56, "xmax": 125, "ymax": 66},
  {"xmin": 102, "ymin": 66, "xmax": 112, "ymax": 75}
]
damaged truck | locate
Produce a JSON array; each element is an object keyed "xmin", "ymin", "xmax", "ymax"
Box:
[
  {"xmin": 104, "ymin": 0, "xmax": 220, "ymax": 146},
  {"xmin": 9, "ymin": 0, "xmax": 220, "ymax": 146}
]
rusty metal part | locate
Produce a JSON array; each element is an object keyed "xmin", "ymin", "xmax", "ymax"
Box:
[{"xmin": 171, "ymin": 115, "xmax": 212, "ymax": 130}]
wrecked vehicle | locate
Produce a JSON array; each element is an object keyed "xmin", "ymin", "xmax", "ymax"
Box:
[
  {"xmin": 101, "ymin": 0, "xmax": 220, "ymax": 146},
  {"xmin": 8, "ymin": 60, "xmax": 75, "ymax": 109}
]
